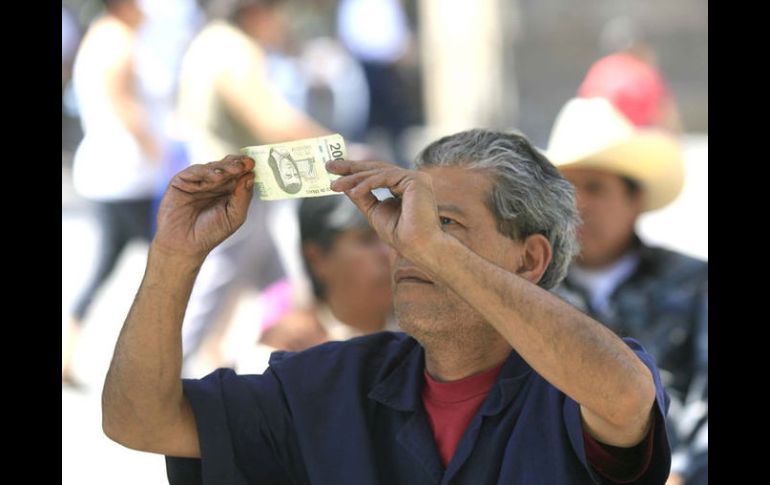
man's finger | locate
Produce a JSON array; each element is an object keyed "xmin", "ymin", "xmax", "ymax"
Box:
[
  {"xmin": 215, "ymin": 155, "xmax": 255, "ymax": 175},
  {"xmin": 171, "ymin": 172, "xmax": 242, "ymax": 196},
  {"xmin": 226, "ymin": 171, "xmax": 256, "ymax": 221},
  {"xmin": 326, "ymin": 159, "xmax": 393, "ymax": 176},
  {"xmin": 202, "ymin": 155, "xmax": 254, "ymax": 181},
  {"xmin": 344, "ymin": 184, "xmax": 380, "ymax": 223},
  {"xmin": 330, "ymin": 168, "xmax": 388, "ymax": 192},
  {"xmin": 344, "ymin": 168, "xmax": 413, "ymax": 199},
  {"xmin": 174, "ymin": 156, "xmax": 255, "ymax": 191}
]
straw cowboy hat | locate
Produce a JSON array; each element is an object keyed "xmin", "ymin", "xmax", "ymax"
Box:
[{"xmin": 546, "ymin": 97, "xmax": 684, "ymax": 212}]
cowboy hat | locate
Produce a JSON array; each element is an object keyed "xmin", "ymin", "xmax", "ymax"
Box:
[{"xmin": 546, "ymin": 97, "xmax": 684, "ymax": 211}]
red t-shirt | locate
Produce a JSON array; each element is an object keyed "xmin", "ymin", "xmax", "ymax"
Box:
[{"xmin": 421, "ymin": 362, "xmax": 655, "ymax": 482}]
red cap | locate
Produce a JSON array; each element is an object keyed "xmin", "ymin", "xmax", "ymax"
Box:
[{"xmin": 578, "ymin": 53, "xmax": 669, "ymax": 127}]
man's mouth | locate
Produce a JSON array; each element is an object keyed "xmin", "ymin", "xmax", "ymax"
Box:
[{"xmin": 394, "ymin": 268, "xmax": 434, "ymax": 285}]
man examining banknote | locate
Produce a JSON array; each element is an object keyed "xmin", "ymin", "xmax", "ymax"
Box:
[{"xmin": 102, "ymin": 129, "xmax": 673, "ymax": 484}]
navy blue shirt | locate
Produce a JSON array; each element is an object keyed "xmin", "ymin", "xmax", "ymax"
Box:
[{"xmin": 166, "ymin": 332, "xmax": 671, "ymax": 484}]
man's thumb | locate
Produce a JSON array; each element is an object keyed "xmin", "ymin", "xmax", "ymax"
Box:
[{"xmin": 229, "ymin": 173, "xmax": 255, "ymax": 219}]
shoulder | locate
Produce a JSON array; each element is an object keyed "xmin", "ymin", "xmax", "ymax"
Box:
[
  {"xmin": 89, "ymin": 17, "xmax": 134, "ymax": 47},
  {"xmin": 644, "ymin": 245, "xmax": 707, "ymax": 273},
  {"xmin": 640, "ymin": 245, "xmax": 707, "ymax": 286},
  {"xmin": 185, "ymin": 22, "xmax": 266, "ymax": 79},
  {"xmin": 191, "ymin": 22, "xmax": 262, "ymax": 58}
]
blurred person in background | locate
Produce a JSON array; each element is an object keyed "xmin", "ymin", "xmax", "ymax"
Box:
[
  {"xmin": 337, "ymin": 0, "xmax": 418, "ymax": 166},
  {"xmin": 578, "ymin": 49, "xmax": 682, "ymax": 134},
  {"xmin": 62, "ymin": 4, "xmax": 84, "ymax": 155},
  {"xmin": 237, "ymin": 195, "xmax": 394, "ymax": 372},
  {"xmin": 549, "ymin": 97, "xmax": 707, "ymax": 485},
  {"xmin": 137, "ymin": 0, "xmax": 204, "ymax": 224},
  {"xmin": 61, "ymin": 5, "xmax": 81, "ymax": 112},
  {"xmin": 61, "ymin": 5, "xmax": 82, "ymax": 134},
  {"xmin": 592, "ymin": 17, "xmax": 683, "ymax": 133},
  {"xmin": 175, "ymin": 0, "xmax": 333, "ymax": 375},
  {"xmin": 63, "ymin": 0, "xmax": 163, "ymax": 387},
  {"xmin": 296, "ymin": 37, "xmax": 371, "ymax": 143}
]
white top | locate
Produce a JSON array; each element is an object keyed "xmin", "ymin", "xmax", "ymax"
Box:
[
  {"xmin": 337, "ymin": 0, "xmax": 409, "ymax": 63},
  {"xmin": 72, "ymin": 17, "xmax": 160, "ymax": 200},
  {"xmin": 569, "ymin": 252, "xmax": 640, "ymax": 317}
]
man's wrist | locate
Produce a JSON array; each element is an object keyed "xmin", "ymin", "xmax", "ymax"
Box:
[
  {"xmin": 406, "ymin": 232, "xmax": 462, "ymax": 281},
  {"xmin": 148, "ymin": 242, "xmax": 207, "ymax": 275}
]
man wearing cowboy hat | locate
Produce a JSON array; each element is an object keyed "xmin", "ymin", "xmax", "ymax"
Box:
[{"xmin": 549, "ymin": 97, "xmax": 708, "ymax": 485}]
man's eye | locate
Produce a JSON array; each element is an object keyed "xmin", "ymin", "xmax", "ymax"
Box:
[
  {"xmin": 439, "ymin": 216, "xmax": 455, "ymax": 226},
  {"xmin": 585, "ymin": 182, "xmax": 603, "ymax": 194}
]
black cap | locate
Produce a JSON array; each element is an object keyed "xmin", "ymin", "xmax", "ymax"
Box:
[{"xmin": 299, "ymin": 195, "xmax": 369, "ymax": 248}]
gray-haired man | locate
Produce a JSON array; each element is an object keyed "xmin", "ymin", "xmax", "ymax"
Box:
[{"xmin": 103, "ymin": 130, "xmax": 672, "ymax": 484}]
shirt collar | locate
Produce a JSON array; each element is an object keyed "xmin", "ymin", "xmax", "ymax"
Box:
[
  {"xmin": 367, "ymin": 337, "xmax": 425, "ymax": 412},
  {"xmin": 368, "ymin": 336, "xmax": 533, "ymax": 416}
]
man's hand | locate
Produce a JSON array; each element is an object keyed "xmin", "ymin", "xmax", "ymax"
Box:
[
  {"xmin": 154, "ymin": 155, "xmax": 256, "ymax": 259},
  {"xmin": 327, "ymin": 160, "xmax": 443, "ymax": 263},
  {"xmin": 100, "ymin": 155, "xmax": 258, "ymax": 457}
]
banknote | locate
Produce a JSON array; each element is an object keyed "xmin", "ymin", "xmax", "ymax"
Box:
[{"xmin": 241, "ymin": 134, "xmax": 346, "ymax": 200}]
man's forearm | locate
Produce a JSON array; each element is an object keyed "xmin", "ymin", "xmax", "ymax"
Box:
[
  {"xmin": 419, "ymin": 235, "xmax": 655, "ymax": 437},
  {"xmin": 102, "ymin": 244, "xmax": 204, "ymax": 447}
]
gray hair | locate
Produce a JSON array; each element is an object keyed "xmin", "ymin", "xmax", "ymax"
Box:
[{"xmin": 414, "ymin": 129, "xmax": 580, "ymax": 289}]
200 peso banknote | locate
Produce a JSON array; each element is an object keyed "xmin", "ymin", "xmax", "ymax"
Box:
[{"xmin": 241, "ymin": 134, "xmax": 346, "ymax": 201}]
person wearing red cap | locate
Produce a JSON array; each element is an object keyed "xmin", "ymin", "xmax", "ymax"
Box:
[{"xmin": 578, "ymin": 52, "xmax": 682, "ymax": 132}]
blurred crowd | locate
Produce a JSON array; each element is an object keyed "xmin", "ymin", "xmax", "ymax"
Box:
[{"xmin": 62, "ymin": 1, "xmax": 706, "ymax": 484}]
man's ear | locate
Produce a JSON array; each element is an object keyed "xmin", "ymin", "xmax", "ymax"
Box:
[
  {"xmin": 303, "ymin": 242, "xmax": 328, "ymax": 280},
  {"xmin": 631, "ymin": 187, "xmax": 646, "ymax": 216},
  {"xmin": 515, "ymin": 234, "xmax": 552, "ymax": 285}
]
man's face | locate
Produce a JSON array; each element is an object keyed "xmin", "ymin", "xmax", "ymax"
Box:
[
  {"xmin": 391, "ymin": 166, "xmax": 524, "ymax": 343},
  {"xmin": 562, "ymin": 168, "xmax": 643, "ymax": 269},
  {"xmin": 242, "ymin": 4, "xmax": 288, "ymax": 49},
  {"xmin": 314, "ymin": 227, "xmax": 392, "ymax": 316}
]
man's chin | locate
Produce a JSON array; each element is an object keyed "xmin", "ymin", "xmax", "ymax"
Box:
[{"xmin": 394, "ymin": 302, "xmax": 450, "ymax": 338}]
